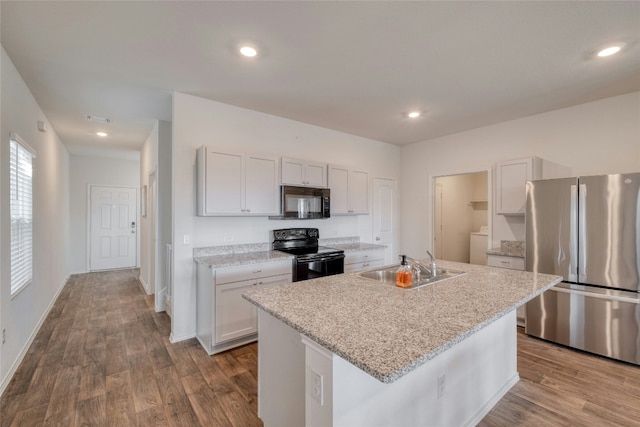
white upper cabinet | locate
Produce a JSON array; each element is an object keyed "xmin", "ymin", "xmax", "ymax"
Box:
[
  {"xmin": 329, "ymin": 165, "xmax": 369, "ymax": 215},
  {"xmin": 281, "ymin": 157, "xmax": 328, "ymax": 188},
  {"xmin": 197, "ymin": 146, "xmax": 280, "ymax": 216},
  {"xmin": 496, "ymin": 156, "xmax": 571, "ymax": 215},
  {"xmin": 245, "ymin": 154, "xmax": 280, "ymax": 214},
  {"xmin": 496, "ymin": 157, "xmax": 533, "ymax": 215}
]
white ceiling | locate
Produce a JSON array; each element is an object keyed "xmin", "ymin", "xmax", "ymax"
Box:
[{"xmin": 2, "ymin": 1, "xmax": 639, "ymax": 155}]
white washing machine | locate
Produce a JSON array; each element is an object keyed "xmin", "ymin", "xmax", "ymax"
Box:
[{"xmin": 470, "ymin": 226, "xmax": 488, "ymax": 265}]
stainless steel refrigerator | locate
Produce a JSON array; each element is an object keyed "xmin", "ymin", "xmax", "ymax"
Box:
[{"xmin": 525, "ymin": 173, "xmax": 640, "ymax": 365}]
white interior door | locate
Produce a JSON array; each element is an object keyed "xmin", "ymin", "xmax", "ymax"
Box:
[
  {"xmin": 90, "ymin": 186, "xmax": 137, "ymax": 271},
  {"xmin": 373, "ymin": 178, "xmax": 397, "ymax": 264}
]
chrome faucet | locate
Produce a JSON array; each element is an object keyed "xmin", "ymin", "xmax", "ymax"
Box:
[
  {"xmin": 404, "ymin": 256, "xmax": 433, "ymax": 280},
  {"xmin": 426, "ymin": 250, "xmax": 437, "ymax": 275}
]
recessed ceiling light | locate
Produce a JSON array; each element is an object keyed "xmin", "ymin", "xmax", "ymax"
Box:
[
  {"xmin": 597, "ymin": 45, "xmax": 623, "ymax": 57},
  {"xmin": 240, "ymin": 46, "xmax": 257, "ymax": 57},
  {"xmin": 96, "ymin": 132, "xmax": 108, "ymax": 137},
  {"xmin": 407, "ymin": 111, "xmax": 421, "ymax": 119}
]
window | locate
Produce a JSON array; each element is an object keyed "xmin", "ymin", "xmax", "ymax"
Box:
[{"xmin": 9, "ymin": 133, "xmax": 36, "ymax": 295}]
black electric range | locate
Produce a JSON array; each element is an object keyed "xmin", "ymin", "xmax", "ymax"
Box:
[{"xmin": 272, "ymin": 228, "xmax": 345, "ymax": 282}]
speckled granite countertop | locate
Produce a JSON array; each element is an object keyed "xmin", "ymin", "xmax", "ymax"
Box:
[
  {"xmin": 486, "ymin": 248, "xmax": 525, "ymax": 258},
  {"xmin": 243, "ymin": 260, "xmax": 561, "ymax": 383},
  {"xmin": 194, "ymin": 250, "xmax": 293, "ymax": 268},
  {"xmin": 486, "ymin": 240, "xmax": 525, "ymax": 258}
]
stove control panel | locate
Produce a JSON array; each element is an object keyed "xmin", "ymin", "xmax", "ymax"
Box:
[{"xmin": 273, "ymin": 228, "xmax": 319, "ymax": 241}]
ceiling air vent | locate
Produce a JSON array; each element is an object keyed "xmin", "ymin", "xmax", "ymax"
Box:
[{"xmin": 86, "ymin": 115, "xmax": 111, "ymax": 124}]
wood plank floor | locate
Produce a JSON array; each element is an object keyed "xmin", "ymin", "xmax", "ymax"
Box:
[
  {"xmin": 0, "ymin": 269, "xmax": 261, "ymax": 427},
  {"xmin": 2, "ymin": 269, "xmax": 639, "ymax": 426}
]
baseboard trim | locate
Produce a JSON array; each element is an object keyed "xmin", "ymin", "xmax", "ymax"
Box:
[
  {"xmin": 138, "ymin": 275, "xmax": 150, "ymax": 294},
  {"xmin": 0, "ymin": 274, "xmax": 70, "ymax": 397},
  {"xmin": 170, "ymin": 331, "xmax": 196, "ymax": 343}
]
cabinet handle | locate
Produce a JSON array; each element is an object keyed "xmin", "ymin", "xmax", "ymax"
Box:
[
  {"xmin": 258, "ymin": 281, "xmax": 263, "ymax": 285},
  {"xmin": 241, "ymin": 209, "xmax": 246, "ymax": 212},
  {"xmin": 246, "ymin": 208, "xmax": 251, "ymax": 213},
  {"xmin": 500, "ymin": 261, "xmax": 510, "ymax": 265},
  {"xmin": 253, "ymin": 270, "xmax": 262, "ymax": 274},
  {"xmin": 375, "ymin": 237, "xmax": 380, "ymax": 241}
]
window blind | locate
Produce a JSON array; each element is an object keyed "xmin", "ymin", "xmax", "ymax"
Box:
[{"xmin": 10, "ymin": 135, "xmax": 35, "ymax": 295}]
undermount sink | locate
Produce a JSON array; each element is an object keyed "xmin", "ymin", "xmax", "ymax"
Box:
[{"xmin": 358, "ymin": 265, "xmax": 466, "ymax": 289}]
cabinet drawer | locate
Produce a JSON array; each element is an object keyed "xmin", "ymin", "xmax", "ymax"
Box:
[
  {"xmin": 344, "ymin": 258, "xmax": 385, "ymax": 273},
  {"xmin": 487, "ymin": 255, "xmax": 525, "ymax": 270},
  {"xmin": 215, "ymin": 260, "xmax": 292, "ymax": 285},
  {"xmin": 345, "ymin": 250, "xmax": 385, "ymax": 265},
  {"xmin": 258, "ymin": 273, "xmax": 291, "ymax": 287}
]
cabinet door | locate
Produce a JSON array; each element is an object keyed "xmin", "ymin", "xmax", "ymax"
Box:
[
  {"xmin": 204, "ymin": 150, "xmax": 244, "ymax": 215},
  {"xmin": 349, "ymin": 170, "xmax": 369, "ymax": 214},
  {"xmin": 329, "ymin": 166, "xmax": 349, "ymax": 214},
  {"xmin": 496, "ymin": 158, "xmax": 532, "ymax": 214},
  {"xmin": 245, "ymin": 154, "xmax": 280, "ymax": 215},
  {"xmin": 281, "ymin": 158, "xmax": 305, "ymax": 186},
  {"xmin": 215, "ymin": 280, "xmax": 258, "ymax": 344},
  {"xmin": 344, "ymin": 249, "xmax": 385, "ymax": 272},
  {"xmin": 305, "ymin": 162, "xmax": 328, "ymax": 187}
]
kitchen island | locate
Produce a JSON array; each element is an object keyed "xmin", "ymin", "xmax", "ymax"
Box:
[{"xmin": 243, "ymin": 260, "xmax": 562, "ymax": 427}]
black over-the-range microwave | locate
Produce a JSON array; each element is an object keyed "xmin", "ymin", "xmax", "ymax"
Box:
[{"xmin": 270, "ymin": 185, "xmax": 331, "ymax": 219}]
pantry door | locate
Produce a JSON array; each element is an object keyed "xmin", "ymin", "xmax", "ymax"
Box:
[
  {"xmin": 373, "ymin": 178, "xmax": 397, "ymax": 264},
  {"xmin": 89, "ymin": 186, "xmax": 137, "ymax": 271}
]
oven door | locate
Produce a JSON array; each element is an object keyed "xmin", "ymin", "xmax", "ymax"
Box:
[{"xmin": 294, "ymin": 253, "xmax": 345, "ymax": 282}]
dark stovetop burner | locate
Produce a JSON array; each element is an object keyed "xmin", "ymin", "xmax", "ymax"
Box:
[{"xmin": 272, "ymin": 228, "xmax": 344, "ymax": 258}]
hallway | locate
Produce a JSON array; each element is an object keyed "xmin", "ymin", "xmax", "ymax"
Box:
[{"xmin": 0, "ymin": 269, "xmax": 261, "ymax": 426}]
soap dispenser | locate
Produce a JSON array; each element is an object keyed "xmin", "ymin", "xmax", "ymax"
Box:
[{"xmin": 396, "ymin": 255, "xmax": 412, "ymax": 288}]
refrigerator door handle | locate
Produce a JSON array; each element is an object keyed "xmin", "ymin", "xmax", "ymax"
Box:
[
  {"xmin": 578, "ymin": 183, "xmax": 587, "ymax": 282},
  {"xmin": 550, "ymin": 286, "xmax": 640, "ymax": 304},
  {"xmin": 568, "ymin": 184, "xmax": 578, "ymax": 282}
]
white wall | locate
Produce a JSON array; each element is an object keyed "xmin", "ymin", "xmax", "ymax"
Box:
[
  {"xmin": 157, "ymin": 121, "xmax": 172, "ymax": 308},
  {"xmin": 139, "ymin": 120, "xmax": 172, "ymax": 309},
  {"xmin": 400, "ymin": 91, "xmax": 640, "ymax": 258},
  {"xmin": 68, "ymin": 155, "xmax": 140, "ymax": 274},
  {"xmin": 172, "ymin": 92, "xmax": 401, "ymax": 341},
  {"xmin": 0, "ymin": 47, "xmax": 70, "ymax": 392},
  {"xmin": 139, "ymin": 122, "xmax": 158, "ymax": 291}
]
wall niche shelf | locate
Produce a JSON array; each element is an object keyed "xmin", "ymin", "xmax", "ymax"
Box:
[{"xmin": 469, "ymin": 200, "xmax": 488, "ymax": 210}]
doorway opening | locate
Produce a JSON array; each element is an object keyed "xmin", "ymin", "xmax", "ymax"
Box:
[{"xmin": 433, "ymin": 171, "xmax": 490, "ymax": 265}]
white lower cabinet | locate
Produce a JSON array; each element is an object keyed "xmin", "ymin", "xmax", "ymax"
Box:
[
  {"xmin": 196, "ymin": 259, "xmax": 291, "ymax": 354},
  {"xmin": 344, "ymin": 249, "xmax": 386, "ymax": 273},
  {"xmin": 215, "ymin": 280, "xmax": 259, "ymax": 344},
  {"xmin": 487, "ymin": 254, "xmax": 526, "ymax": 326}
]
